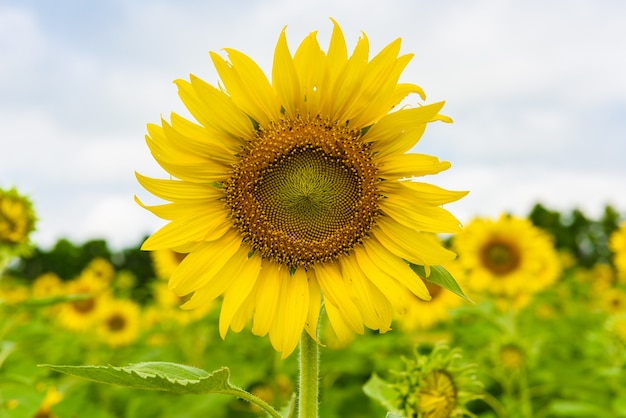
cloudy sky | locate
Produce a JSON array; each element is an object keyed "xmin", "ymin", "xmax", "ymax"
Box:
[{"xmin": 2, "ymin": 0, "xmax": 625, "ymax": 250}]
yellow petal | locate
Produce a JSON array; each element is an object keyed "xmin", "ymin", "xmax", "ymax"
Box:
[
  {"xmin": 168, "ymin": 229, "xmax": 241, "ymax": 295},
  {"xmin": 387, "ymin": 181, "xmax": 469, "ymax": 205},
  {"xmin": 313, "ymin": 263, "xmax": 364, "ymax": 334},
  {"xmin": 183, "ymin": 244, "xmax": 253, "ymax": 304},
  {"xmin": 340, "ymin": 256, "xmax": 392, "ymax": 332},
  {"xmin": 353, "ymin": 245, "xmax": 411, "ymax": 315},
  {"xmin": 272, "ymin": 28, "xmax": 301, "ymax": 116},
  {"xmin": 251, "ymin": 262, "xmax": 282, "ymax": 337},
  {"xmin": 324, "ymin": 298, "xmax": 353, "ymax": 342},
  {"xmin": 211, "ymin": 49, "xmax": 280, "ymax": 126},
  {"xmin": 364, "ymin": 102, "xmax": 446, "ymax": 158},
  {"xmin": 183, "ymin": 76, "xmax": 255, "ymax": 142},
  {"xmin": 135, "ymin": 173, "xmax": 222, "ymax": 202},
  {"xmin": 378, "ymin": 154, "xmax": 451, "ymax": 180},
  {"xmin": 294, "ymin": 31, "xmax": 326, "ymax": 115},
  {"xmin": 269, "ymin": 268, "xmax": 309, "ymax": 358},
  {"xmin": 304, "ymin": 271, "xmax": 322, "ymax": 340},
  {"xmin": 374, "ymin": 216, "xmax": 457, "ymax": 266},
  {"xmin": 328, "ymin": 31, "xmax": 369, "ymax": 122},
  {"xmin": 379, "ymin": 188, "xmax": 464, "ymax": 233},
  {"xmin": 140, "ymin": 208, "xmax": 230, "ymax": 251},
  {"xmin": 219, "ymin": 250, "xmax": 262, "ymax": 338},
  {"xmin": 364, "ymin": 239, "xmax": 430, "ymax": 301}
]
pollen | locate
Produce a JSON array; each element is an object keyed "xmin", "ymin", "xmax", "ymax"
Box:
[{"xmin": 224, "ymin": 115, "xmax": 380, "ymax": 267}]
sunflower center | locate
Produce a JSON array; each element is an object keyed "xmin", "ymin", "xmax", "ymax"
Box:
[
  {"xmin": 417, "ymin": 369, "xmax": 457, "ymax": 418},
  {"xmin": 225, "ymin": 116, "xmax": 380, "ymax": 267},
  {"xmin": 480, "ymin": 240, "xmax": 521, "ymax": 276},
  {"xmin": 107, "ymin": 314, "xmax": 127, "ymax": 332}
]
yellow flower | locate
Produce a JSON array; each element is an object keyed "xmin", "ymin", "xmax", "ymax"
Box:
[
  {"xmin": 0, "ymin": 187, "xmax": 36, "ymax": 247},
  {"xmin": 387, "ymin": 344, "xmax": 482, "ymax": 418},
  {"xmin": 609, "ymin": 222, "xmax": 626, "ymax": 283},
  {"xmin": 56, "ymin": 276, "xmax": 109, "ymax": 332},
  {"xmin": 136, "ymin": 20, "xmax": 466, "ymax": 357},
  {"xmin": 84, "ymin": 257, "xmax": 116, "ymax": 284},
  {"xmin": 0, "ymin": 187, "xmax": 36, "ymax": 270},
  {"xmin": 453, "ymin": 213, "xmax": 560, "ymax": 299},
  {"xmin": 31, "ymin": 273, "xmax": 64, "ymax": 298},
  {"xmin": 96, "ymin": 298, "xmax": 142, "ymax": 347}
]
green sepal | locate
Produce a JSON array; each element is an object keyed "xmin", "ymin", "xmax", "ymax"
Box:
[{"xmin": 409, "ymin": 263, "xmax": 473, "ymax": 303}]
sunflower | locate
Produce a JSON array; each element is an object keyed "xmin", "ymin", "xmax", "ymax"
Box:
[
  {"xmin": 369, "ymin": 344, "xmax": 482, "ymax": 418},
  {"xmin": 136, "ymin": 20, "xmax": 466, "ymax": 357},
  {"xmin": 95, "ymin": 298, "xmax": 142, "ymax": 347},
  {"xmin": 83, "ymin": 257, "xmax": 116, "ymax": 284},
  {"xmin": 453, "ymin": 213, "xmax": 560, "ymax": 300},
  {"xmin": 0, "ymin": 186, "xmax": 37, "ymax": 271},
  {"xmin": 56, "ymin": 275, "xmax": 109, "ymax": 332},
  {"xmin": 609, "ymin": 222, "xmax": 626, "ymax": 283}
]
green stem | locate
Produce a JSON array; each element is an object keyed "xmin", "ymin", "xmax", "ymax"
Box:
[
  {"xmin": 298, "ymin": 331, "xmax": 319, "ymax": 418},
  {"xmin": 224, "ymin": 390, "xmax": 282, "ymax": 418}
]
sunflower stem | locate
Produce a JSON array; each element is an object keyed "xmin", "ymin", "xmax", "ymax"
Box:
[{"xmin": 297, "ymin": 330, "xmax": 319, "ymax": 418}]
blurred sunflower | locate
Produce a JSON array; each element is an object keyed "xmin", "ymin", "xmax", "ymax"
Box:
[
  {"xmin": 56, "ymin": 275, "xmax": 109, "ymax": 332},
  {"xmin": 609, "ymin": 222, "xmax": 626, "ymax": 283},
  {"xmin": 31, "ymin": 273, "xmax": 64, "ymax": 298},
  {"xmin": 136, "ymin": 20, "xmax": 466, "ymax": 357},
  {"xmin": 0, "ymin": 187, "xmax": 37, "ymax": 271},
  {"xmin": 453, "ymin": 214, "xmax": 560, "ymax": 300},
  {"xmin": 83, "ymin": 257, "xmax": 116, "ymax": 284},
  {"xmin": 96, "ymin": 298, "xmax": 142, "ymax": 347}
]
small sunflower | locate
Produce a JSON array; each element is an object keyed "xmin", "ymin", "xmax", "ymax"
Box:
[
  {"xmin": 609, "ymin": 222, "xmax": 626, "ymax": 283},
  {"xmin": 453, "ymin": 214, "xmax": 560, "ymax": 299},
  {"xmin": 136, "ymin": 20, "xmax": 466, "ymax": 357},
  {"xmin": 95, "ymin": 298, "xmax": 142, "ymax": 347},
  {"xmin": 370, "ymin": 344, "xmax": 482, "ymax": 418},
  {"xmin": 83, "ymin": 257, "xmax": 116, "ymax": 284},
  {"xmin": 31, "ymin": 273, "xmax": 64, "ymax": 298},
  {"xmin": 56, "ymin": 276, "xmax": 109, "ymax": 332},
  {"xmin": 0, "ymin": 186, "xmax": 37, "ymax": 270}
]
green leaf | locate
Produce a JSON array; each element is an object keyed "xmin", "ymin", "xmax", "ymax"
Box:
[
  {"xmin": 385, "ymin": 414, "xmax": 404, "ymax": 418},
  {"xmin": 362, "ymin": 373, "xmax": 400, "ymax": 414},
  {"xmin": 409, "ymin": 264, "xmax": 472, "ymax": 302},
  {"xmin": 39, "ymin": 362, "xmax": 231, "ymax": 394},
  {"xmin": 39, "ymin": 362, "xmax": 283, "ymax": 418},
  {"xmin": 17, "ymin": 293, "xmax": 93, "ymax": 308}
]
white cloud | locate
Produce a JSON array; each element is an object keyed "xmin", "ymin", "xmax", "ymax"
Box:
[{"xmin": 3, "ymin": 0, "xmax": 625, "ymax": 250}]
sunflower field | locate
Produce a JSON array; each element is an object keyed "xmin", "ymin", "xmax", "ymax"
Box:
[{"xmin": 2, "ymin": 198, "xmax": 625, "ymax": 418}]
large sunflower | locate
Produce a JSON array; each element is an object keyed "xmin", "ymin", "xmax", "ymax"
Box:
[{"xmin": 136, "ymin": 20, "xmax": 466, "ymax": 357}]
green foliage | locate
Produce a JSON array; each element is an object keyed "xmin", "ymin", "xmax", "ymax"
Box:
[
  {"xmin": 2, "ymin": 203, "xmax": 626, "ymax": 417},
  {"xmin": 529, "ymin": 203, "xmax": 622, "ymax": 267},
  {"xmin": 409, "ymin": 264, "xmax": 472, "ymax": 302}
]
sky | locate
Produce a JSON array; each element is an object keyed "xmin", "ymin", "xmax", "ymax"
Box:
[{"xmin": 1, "ymin": 0, "xmax": 625, "ymax": 250}]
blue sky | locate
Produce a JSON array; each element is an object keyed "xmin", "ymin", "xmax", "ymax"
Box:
[{"xmin": 2, "ymin": 0, "xmax": 626, "ymax": 249}]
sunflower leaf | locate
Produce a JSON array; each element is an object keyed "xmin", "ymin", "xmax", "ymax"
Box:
[
  {"xmin": 39, "ymin": 362, "xmax": 283, "ymax": 416},
  {"xmin": 409, "ymin": 264, "xmax": 473, "ymax": 303},
  {"xmin": 363, "ymin": 373, "xmax": 401, "ymax": 414}
]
